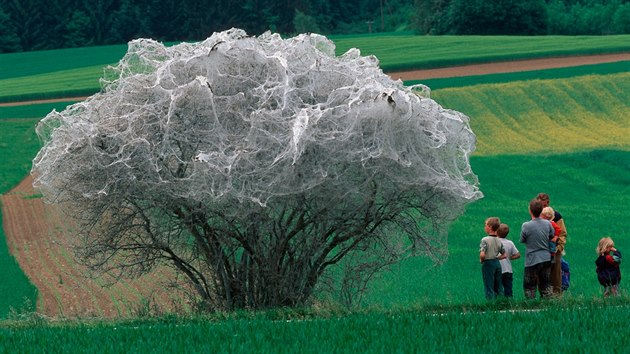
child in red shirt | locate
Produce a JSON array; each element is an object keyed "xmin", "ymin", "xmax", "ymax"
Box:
[{"xmin": 541, "ymin": 207, "xmax": 560, "ymax": 257}]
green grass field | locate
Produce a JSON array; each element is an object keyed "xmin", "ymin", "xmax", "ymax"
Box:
[
  {"xmin": 2, "ymin": 300, "xmax": 630, "ymax": 352},
  {"xmin": 332, "ymin": 34, "xmax": 630, "ymax": 71},
  {"xmin": 1, "ymin": 34, "xmax": 629, "ymax": 102},
  {"xmin": 1, "ymin": 36, "xmax": 629, "ymax": 351}
]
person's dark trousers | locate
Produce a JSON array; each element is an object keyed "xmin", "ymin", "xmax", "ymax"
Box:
[
  {"xmin": 501, "ymin": 272, "xmax": 513, "ymax": 297},
  {"xmin": 523, "ymin": 261, "xmax": 552, "ymax": 299},
  {"xmin": 482, "ymin": 259, "xmax": 502, "ymax": 299}
]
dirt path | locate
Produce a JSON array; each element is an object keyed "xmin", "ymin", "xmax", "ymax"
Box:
[
  {"xmin": 1, "ymin": 176, "xmax": 187, "ymax": 318},
  {"xmin": 0, "ymin": 97, "xmax": 90, "ymax": 107}
]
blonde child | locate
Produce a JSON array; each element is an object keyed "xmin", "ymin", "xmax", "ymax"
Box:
[
  {"xmin": 595, "ymin": 237, "xmax": 622, "ymax": 296},
  {"xmin": 541, "ymin": 207, "xmax": 560, "ymax": 258}
]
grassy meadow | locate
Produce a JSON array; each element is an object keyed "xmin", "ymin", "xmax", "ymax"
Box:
[
  {"xmin": 2, "ymin": 301, "xmax": 630, "ymax": 353},
  {"xmin": 1, "ymin": 34, "xmax": 629, "ymax": 351},
  {"xmin": 1, "ymin": 34, "xmax": 630, "ymax": 102}
]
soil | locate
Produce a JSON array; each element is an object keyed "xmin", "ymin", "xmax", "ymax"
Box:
[
  {"xmin": 1, "ymin": 176, "xmax": 188, "ymax": 318},
  {"xmin": 2, "ymin": 52, "xmax": 629, "ymax": 318}
]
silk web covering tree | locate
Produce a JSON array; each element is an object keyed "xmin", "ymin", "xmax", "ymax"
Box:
[{"xmin": 32, "ymin": 28, "xmax": 482, "ymax": 310}]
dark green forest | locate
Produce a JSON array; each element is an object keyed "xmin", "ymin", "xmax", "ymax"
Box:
[{"xmin": 1, "ymin": 0, "xmax": 630, "ymax": 53}]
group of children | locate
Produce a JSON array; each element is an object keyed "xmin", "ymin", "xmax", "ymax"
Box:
[
  {"xmin": 478, "ymin": 217, "xmax": 520, "ymax": 299},
  {"xmin": 479, "ymin": 214, "xmax": 622, "ymax": 299}
]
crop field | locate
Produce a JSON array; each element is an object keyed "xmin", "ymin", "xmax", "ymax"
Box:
[
  {"xmin": 2, "ymin": 302, "xmax": 630, "ymax": 353},
  {"xmin": 2, "ymin": 34, "xmax": 630, "ymax": 102},
  {"xmin": 1, "ymin": 35, "xmax": 629, "ymax": 351}
]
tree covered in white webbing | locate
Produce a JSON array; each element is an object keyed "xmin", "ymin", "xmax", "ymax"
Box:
[{"xmin": 32, "ymin": 28, "xmax": 482, "ymax": 310}]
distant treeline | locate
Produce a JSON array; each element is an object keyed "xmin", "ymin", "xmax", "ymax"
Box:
[
  {"xmin": 414, "ymin": 0, "xmax": 630, "ymax": 35},
  {"xmin": 1, "ymin": 0, "xmax": 630, "ymax": 53}
]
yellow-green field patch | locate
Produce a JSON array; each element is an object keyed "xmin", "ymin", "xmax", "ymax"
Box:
[{"xmin": 433, "ymin": 73, "xmax": 630, "ymax": 156}]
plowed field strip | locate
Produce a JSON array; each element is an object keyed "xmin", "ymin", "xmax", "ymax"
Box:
[{"xmin": 1, "ymin": 177, "xmax": 184, "ymax": 318}]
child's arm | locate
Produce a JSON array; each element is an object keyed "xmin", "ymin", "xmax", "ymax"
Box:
[
  {"xmin": 511, "ymin": 252, "xmax": 521, "ymax": 260},
  {"xmin": 497, "ymin": 242, "xmax": 506, "ymax": 260},
  {"xmin": 479, "ymin": 239, "xmax": 487, "ymax": 263},
  {"xmin": 608, "ymin": 249, "xmax": 622, "ymax": 265}
]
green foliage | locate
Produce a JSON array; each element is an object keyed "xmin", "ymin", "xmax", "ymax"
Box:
[
  {"xmin": 613, "ymin": 3, "xmax": 630, "ymax": 34},
  {"xmin": 293, "ymin": 10, "xmax": 321, "ymax": 34},
  {"xmin": 546, "ymin": 0, "xmax": 625, "ymax": 35},
  {"xmin": 446, "ymin": 0, "xmax": 547, "ymax": 35},
  {"xmin": 3, "ymin": 0, "xmax": 630, "ymax": 54},
  {"xmin": 412, "ymin": 0, "xmax": 451, "ymax": 35},
  {"xmin": 63, "ymin": 10, "xmax": 93, "ymax": 48},
  {"xmin": 412, "ymin": 0, "xmax": 630, "ymax": 35},
  {"xmin": 0, "ymin": 5, "xmax": 20, "ymax": 53}
]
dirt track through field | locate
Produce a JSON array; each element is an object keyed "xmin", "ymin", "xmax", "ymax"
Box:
[
  {"xmin": 1, "ymin": 176, "xmax": 188, "ymax": 318},
  {"xmin": 2, "ymin": 52, "xmax": 629, "ymax": 318}
]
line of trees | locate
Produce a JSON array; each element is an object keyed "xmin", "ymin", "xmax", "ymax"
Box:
[
  {"xmin": 0, "ymin": 0, "xmax": 413, "ymax": 53},
  {"xmin": 1, "ymin": 0, "xmax": 630, "ymax": 53},
  {"xmin": 414, "ymin": 0, "xmax": 630, "ymax": 35}
]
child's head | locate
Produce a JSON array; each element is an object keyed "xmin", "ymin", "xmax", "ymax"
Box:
[
  {"xmin": 497, "ymin": 223, "xmax": 509, "ymax": 238},
  {"xmin": 541, "ymin": 206, "xmax": 554, "ymax": 221},
  {"xmin": 485, "ymin": 217, "xmax": 500, "ymax": 234},
  {"xmin": 596, "ymin": 237, "xmax": 615, "ymax": 255}
]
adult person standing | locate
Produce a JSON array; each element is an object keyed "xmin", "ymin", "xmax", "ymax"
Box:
[
  {"xmin": 537, "ymin": 193, "xmax": 568, "ymax": 295},
  {"xmin": 520, "ymin": 199, "xmax": 554, "ymax": 299}
]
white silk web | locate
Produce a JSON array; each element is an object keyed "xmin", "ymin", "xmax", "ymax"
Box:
[{"xmin": 33, "ymin": 28, "xmax": 481, "ymax": 209}]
